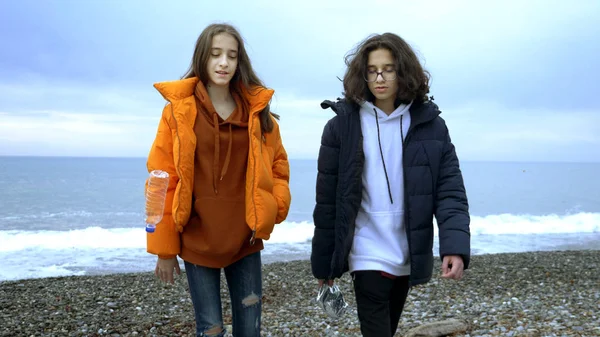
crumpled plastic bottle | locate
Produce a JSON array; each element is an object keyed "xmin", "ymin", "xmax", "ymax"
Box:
[{"xmin": 316, "ymin": 283, "xmax": 349, "ymax": 319}]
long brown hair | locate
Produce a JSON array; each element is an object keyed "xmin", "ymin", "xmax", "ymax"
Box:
[
  {"xmin": 182, "ymin": 23, "xmax": 279, "ymax": 133},
  {"xmin": 343, "ymin": 33, "xmax": 431, "ymax": 106}
]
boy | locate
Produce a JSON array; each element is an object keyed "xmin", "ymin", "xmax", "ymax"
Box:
[{"xmin": 311, "ymin": 32, "xmax": 471, "ymax": 336}]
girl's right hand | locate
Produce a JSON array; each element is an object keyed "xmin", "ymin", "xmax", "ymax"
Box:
[{"xmin": 155, "ymin": 257, "xmax": 181, "ymax": 284}]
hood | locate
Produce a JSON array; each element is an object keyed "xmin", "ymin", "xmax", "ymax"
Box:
[
  {"xmin": 321, "ymin": 97, "xmax": 442, "ymax": 126},
  {"xmin": 320, "ymin": 97, "xmax": 356, "ymax": 116},
  {"xmin": 194, "ymin": 80, "xmax": 248, "ymax": 127},
  {"xmin": 359, "ymin": 100, "xmax": 412, "ymax": 121}
]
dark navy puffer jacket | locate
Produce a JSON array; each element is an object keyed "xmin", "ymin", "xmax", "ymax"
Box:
[{"xmin": 310, "ymin": 98, "xmax": 471, "ymax": 286}]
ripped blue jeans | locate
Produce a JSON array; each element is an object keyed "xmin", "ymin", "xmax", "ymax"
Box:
[{"xmin": 184, "ymin": 251, "xmax": 262, "ymax": 337}]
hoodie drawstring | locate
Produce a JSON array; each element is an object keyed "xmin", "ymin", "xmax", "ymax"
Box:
[
  {"xmin": 212, "ymin": 113, "xmax": 233, "ymax": 194},
  {"xmin": 222, "ymin": 124, "xmax": 232, "ymax": 180},
  {"xmin": 374, "ymin": 108, "xmax": 394, "ymax": 204},
  {"xmin": 400, "ymin": 115, "xmax": 404, "ymax": 143},
  {"xmin": 373, "ymin": 108, "xmax": 406, "ymax": 204}
]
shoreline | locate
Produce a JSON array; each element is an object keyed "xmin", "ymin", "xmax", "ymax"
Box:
[
  {"xmin": 2, "ymin": 232, "xmax": 600, "ymax": 284},
  {"xmin": 1, "ymin": 249, "xmax": 599, "ymax": 336}
]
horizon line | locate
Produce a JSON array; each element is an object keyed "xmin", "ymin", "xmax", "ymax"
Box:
[{"xmin": 0, "ymin": 154, "xmax": 598, "ymax": 164}]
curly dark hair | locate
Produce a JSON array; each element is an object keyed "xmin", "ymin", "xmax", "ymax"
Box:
[{"xmin": 342, "ymin": 33, "xmax": 431, "ymax": 105}]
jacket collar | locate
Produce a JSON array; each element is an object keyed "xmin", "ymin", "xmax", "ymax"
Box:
[
  {"xmin": 154, "ymin": 77, "xmax": 274, "ymax": 116},
  {"xmin": 321, "ymin": 97, "xmax": 441, "ymax": 126}
]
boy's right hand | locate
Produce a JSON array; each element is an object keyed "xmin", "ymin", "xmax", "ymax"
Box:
[{"xmin": 155, "ymin": 257, "xmax": 181, "ymax": 284}]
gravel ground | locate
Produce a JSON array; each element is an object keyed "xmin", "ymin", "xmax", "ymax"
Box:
[{"xmin": 1, "ymin": 250, "xmax": 598, "ymax": 337}]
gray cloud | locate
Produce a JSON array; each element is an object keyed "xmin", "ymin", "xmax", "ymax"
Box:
[{"xmin": 0, "ymin": 0, "xmax": 598, "ymax": 160}]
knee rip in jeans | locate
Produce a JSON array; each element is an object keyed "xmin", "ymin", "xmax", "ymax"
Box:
[
  {"xmin": 201, "ymin": 324, "xmax": 224, "ymax": 337},
  {"xmin": 241, "ymin": 292, "xmax": 260, "ymax": 307}
]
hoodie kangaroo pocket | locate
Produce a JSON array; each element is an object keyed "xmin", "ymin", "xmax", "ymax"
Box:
[{"xmin": 182, "ymin": 197, "xmax": 250, "ymax": 257}]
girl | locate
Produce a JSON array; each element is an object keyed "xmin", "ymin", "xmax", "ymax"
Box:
[
  {"xmin": 311, "ymin": 33, "xmax": 471, "ymax": 336},
  {"xmin": 146, "ymin": 23, "xmax": 291, "ymax": 337}
]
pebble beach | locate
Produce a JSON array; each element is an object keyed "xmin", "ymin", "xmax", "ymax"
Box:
[{"xmin": 1, "ymin": 250, "xmax": 598, "ymax": 337}]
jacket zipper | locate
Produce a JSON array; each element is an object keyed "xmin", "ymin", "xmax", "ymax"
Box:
[
  {"xmin": 402, "ymin": 118, "xmax": 414, "ymax": 285},
  {"xmin": 331, "ymin": 114, "xmax": 363, "ymax": 281},
  {"xmin": 150, "ymin": 96, "xmax": 186, "ymax": 231},
  {"xmin": 249, "ymin": 118, "xmax": 259, "ymax": 245},
  {"xmin": 168, "ymin": 103, "xmax": 184, "ymax": 229},
  {"xmin": 402, "ymin": 102, "xmax": 437, "ymax": 285}
]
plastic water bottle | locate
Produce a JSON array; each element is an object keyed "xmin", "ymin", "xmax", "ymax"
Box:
[{"xmin": 145, "ymin": 170, "xmax": 170, "ymax": 233}]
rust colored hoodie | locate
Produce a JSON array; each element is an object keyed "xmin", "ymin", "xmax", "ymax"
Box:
[{"xmin": 181, "ymin": 81, "xmax": 263, "ymax": 268}]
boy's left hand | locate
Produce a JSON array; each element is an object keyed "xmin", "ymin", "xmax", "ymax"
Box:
[{"xmin": 441, "ymin": 255, "xmax": 464, "ymax": 280}]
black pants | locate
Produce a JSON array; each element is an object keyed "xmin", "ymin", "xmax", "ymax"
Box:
[{"xmin": 352, "ymin": 270, "xmax": 410, "ymax": 337}]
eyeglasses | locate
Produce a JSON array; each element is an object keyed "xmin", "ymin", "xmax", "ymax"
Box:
[{"xmin": 364, "ymin": 68, "xmax": 397, "ymax": 82}]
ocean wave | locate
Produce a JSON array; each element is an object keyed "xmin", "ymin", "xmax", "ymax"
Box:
[{"xmin": 1, "ymin": 212, "xmax": 598, "ymax": 252}]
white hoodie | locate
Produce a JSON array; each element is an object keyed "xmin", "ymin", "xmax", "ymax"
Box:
[{"xmin": 348, "ymin": 100, "xmax": 412, "ymax": 276}]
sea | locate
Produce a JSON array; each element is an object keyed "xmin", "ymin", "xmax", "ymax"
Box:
[{"xmin": 0, "ymin": 156, "xmax": 599, "ymax": 282}]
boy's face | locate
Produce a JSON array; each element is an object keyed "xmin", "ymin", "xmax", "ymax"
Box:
[{"xmin": 366, "ymin": 48, "xmax": 398, "ymax": 105}]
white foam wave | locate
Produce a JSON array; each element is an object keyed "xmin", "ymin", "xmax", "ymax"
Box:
[
  {"xmin": 466, "ymin": 212, "xmax": 600, "ymax": 235},
  {"xmin": 1, "ymin": 213, "xmax": 599, "ymax": 282},
  {"xmin": 0, "ymin": 211, "xmax": 139, "ymax": 220},
  {"xmin": 0, "ymin": 227, "xmax": 143, "ymax": 252},
  {"xmin": 0, "ymin": 212, "xmax": 598, "ymax": 253}
]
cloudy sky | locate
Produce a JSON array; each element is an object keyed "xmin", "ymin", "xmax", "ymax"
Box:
[{"xmin": 1, "ymin": 0, "xmax": 598, "ymax": 162}]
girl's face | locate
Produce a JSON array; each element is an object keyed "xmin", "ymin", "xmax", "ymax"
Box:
[
  {"xmin": 206, "ymin": 33, "xmax": 239, "ymax": 87},
  {"xmin": 366, "ymin": 48, "xmax": 398, "ymax": 104}
]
